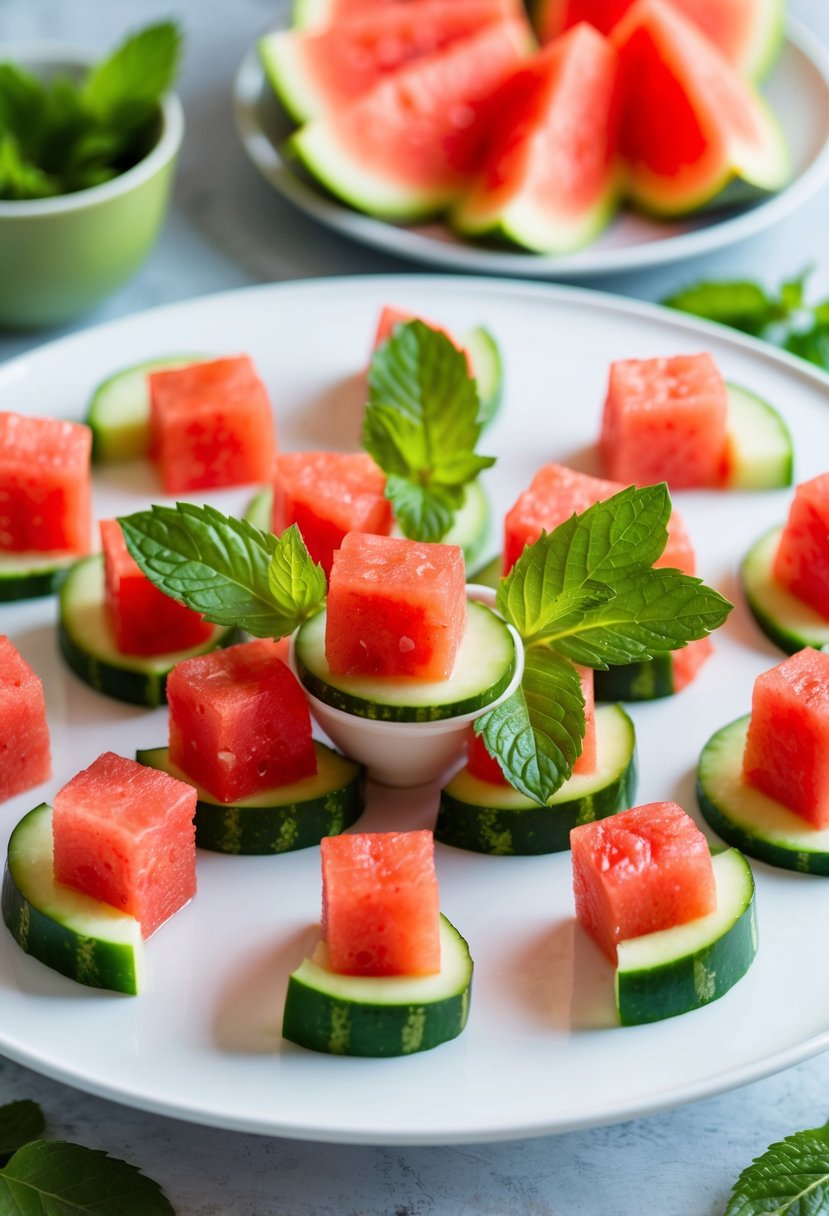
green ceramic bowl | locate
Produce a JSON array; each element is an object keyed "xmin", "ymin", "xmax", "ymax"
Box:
[{"xmin": 0, "ymin": 43, "xmax": 185, "ymax": 330}]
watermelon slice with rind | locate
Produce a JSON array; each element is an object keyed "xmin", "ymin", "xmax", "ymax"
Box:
[
  {"xmin": 453, "ymin": 24, "xmax": 622, "ymax": 254},
  {"xmin": 612, "ymin": 0, "xmax": 789, "ymax": 216},
  {"xmin": 534, "ymin": 0, "xmax": 784, "ymax": 82},
  {"xmin": 292, "ymin": 0, "xmax": 414, "ymax": 30},
  {"xmin": 287, "ymin": 17, "xmax": 534, "ymax": 222},
  {"xmin": 263, "ymin": 0, "xmax": 521, "ymax": 124}
]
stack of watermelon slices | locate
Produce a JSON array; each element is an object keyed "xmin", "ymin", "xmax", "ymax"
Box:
[{"xmin": 261, "ymin": 0, "xmax": 790, "ymax": 254}]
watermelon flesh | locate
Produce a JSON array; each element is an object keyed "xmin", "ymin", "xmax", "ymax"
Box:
[
  {"xmin": 0, "ymin": 412, "xmax": 91, "ymax": 555},
  {"xmin": 743, "ymin": 648, "xmax": 829, "ymax": 827},
  {"xmin": 453, "ymin": 24, "xmax": 622, "ymax": 254},
  {"xmin": 294, "ymin": 0, "xmax": 418, "ymax": 28},
  {"xmin": 611, "ymin": 0, "xmax": 789, "ymax": 215},
  {"xmin": 570, "ymin": 801, "xmax": 717, "ymax": 962},
  {"xmin": 167, "ymin": 639, "xmax": 317, "ymax": 803},
  {"xmin": 52, "ymin": 751, "xmax": 197, "ymax": 939},
  {"xmin": 321, "ymin": 830, "xmax": 441, "ymax": 976},
  {"xmin": 149, "ymin": 356, "xmax": 276, "ymax": 494},
  {"xmin": 374, "ymin": 306, "xmax": 472, "ymax": 375},
  {"xmin": 0, "ymin": 636, "xmax": 51, "ymax": 803},
  {"xmin": 325, "ymin": 532, "xmax": 467, "ymax": 680},
  {"xmin": 100, "ymin": 520, "xmax": 213, "ymax": 657},
  {"xmin": 600, "ymin": 354, "xmax": 729, "ymax": 490},
  {"xmin": 773, "ymin": 475, "xmax": 829, "ymax": 620},
  {"xmin": 535, "ymin": 0, "xmax": 783, "ymax": 81}
]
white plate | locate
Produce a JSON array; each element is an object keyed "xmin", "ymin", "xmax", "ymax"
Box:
[
  {"xmin": 233, "ymin": 22, "xmax": 829, "ymax": 280},
  {"xmin": 1, "ymin": 276, "xmax": 829, "ymax": 1146}
]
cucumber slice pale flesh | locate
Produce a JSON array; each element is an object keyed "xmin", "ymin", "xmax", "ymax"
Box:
[
  {"xmin": 436, "ymin": 704, "xmax": 637, "ymax": 855},
  {"xmin": 2, "ymin": 804, "xmax": 144, "ymax": 995},
  {"xmin": 0, "ymin": 550, "xmax": 78, "ymax": 603},
  {"xmin": 85, "ymin": 354, "xmax": 207, "ymax": 463},
  {"xmin": 58, "ymin": 555, "xmax": 238, "ymax": 708},
  {"xmin": 741, "ymin": 526, "xmax": 829, "ymax": 654},
  {"xmin": 724, "ymin": 382, "xmax": 793, "ymax": 490},
  {"xmin": 464, "ymin": 326, "xmax": 503, "ymax": 429},
  {"xmin": 697, "ymin": 714, "xmax": 829, "ymax": 874},
  {"xmin": 282, "ymin": 913, "xmax": 473, "ymax": 1056},
  {"xmin": 615, "ymin": 847, "xmax": 757, "ymax": 1025},
  {"xmin": 136, "ymin": 741, "xmax": 365, "ymax": 855},
  {"xmin": 294, "ymin": 599, "xmax": 517, "ymax": 722}
]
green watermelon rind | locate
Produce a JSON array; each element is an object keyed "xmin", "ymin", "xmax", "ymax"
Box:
[
  {"xmin": 452, "ymin": 179, "xmax": 621, "ymax": 255},
  {"xmin": 259, "ymin": 31, "xmax": 322, "ymax": 126},
  {"xmin": 291, "ymin": 0, "xmax": 334, "ymax": 29}
]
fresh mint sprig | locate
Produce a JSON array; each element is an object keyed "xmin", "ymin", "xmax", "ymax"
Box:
[
  {"xmin": 0, "ymin": 1100, "xmax": 44, "ymax": 1165},
  {"xmin": 364, "ymin": 320, "xmax": 495, "ymax": 543},
  {"xmin": 119, "ymin": 505, "xmax": 326, "ymax": 639},
  {"xmin": 0, "ymin": 1140, "xmax": 175, "ymax": 1214},
  {"xmin": 723, "ymin": 1122, "xmax": 829, "ymax": 1215}
]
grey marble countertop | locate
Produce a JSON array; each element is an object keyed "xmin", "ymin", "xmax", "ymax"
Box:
[{"xmin": 2, "ymin": 2, "xmax": 829, "ymax": 1213}]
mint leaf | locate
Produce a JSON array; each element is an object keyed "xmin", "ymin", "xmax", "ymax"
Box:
[
  {"xmin": 0, "ymin": 1102, "xmax": 45, "ymax": 1163},
  {"xmin": 663, "ymin": 281, "xmax": 777, "ymax": 336},
  {"xmin": 267, "ymin": 524, "xmax": 327, "ymax": 632},
  {"xmin": 0, "ymin": 1140, "xmax": 175, "ymax": 1214},
  {"xmin": 785, "ymin": 323, "xmax": 829, "ymax": 371},
  {"xmin": 84, "ymin": 22, "xmax": 182, "ymax": 123},
  {"xmin": 724, "ymin": 1123, "xmax": 829, "ymax": 1216},
  {"xmin": 0, "ymin": 65, "xmax": 47, "ymax": 149},
  {"xmin": 119, "ymin": 504, "xmax": 325, "ymax": 639},
  {"xmin": 475, "ymin": 648, "xmax": 585, "ymax": 805},
  {"xmin": 0, "ymin": 133, "xmax": 59, "ymax": 200},
  {"xmin": 364, "ymin": 321, "xmax": 495, "ymax": 542}
]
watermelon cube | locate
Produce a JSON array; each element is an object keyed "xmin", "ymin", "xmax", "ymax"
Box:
[
  {"xmin": 321, "ymin": 830, "xmax": 441, "ymax": 976},
  {"xmin": 52, "ymin": 751, "xmax": 197, "ymax": 938},
  {"xmin": 0, "ymin": 636, "xmax": 51, "ymax": 802},
  {"xmin": 325, "ymin": 532, "xmax": 467, "ymax": 680},
  {"xmin": 0, "ymin": 412, "xmax": 91, "ymax": 554},
  {"xmin": 743, "ymin": 648, "xmax": 829, "ymax": 826},
  {"xmin": 148, "ymin": 356, "xmax": 276, "ymax": 493},
  {"xmin": 100, "ymin": 520, "xmax": 214, "ymax": 657},
  {"xmin": 599, "ymin": 354, "xmax": 728, "ymax": 489},
  {"xmin": 773, "ymin": 475, "xmax": 829, "ymax": 619},
  {"xmin": 503, "ymin": 463, "xmax": 696, "ymax": 575},
  {"xmin": 570, "ymin": 801, "xmax": 716, "ymax": 962},
  {"xmin": 166, "ymin": 639, "xmax": 317, "ymax": 803},
  {"xmin": 272, "ymin": 452, "xmax": 392, "ymax": 577},
  {"xmin": 374, "ymin": 306, "xmax": 472, "ymax": 373}
]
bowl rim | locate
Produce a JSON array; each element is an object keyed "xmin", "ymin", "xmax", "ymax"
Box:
[{"xmin": 0, "ymin": 40, "xmax": 185, "ymax": 217}]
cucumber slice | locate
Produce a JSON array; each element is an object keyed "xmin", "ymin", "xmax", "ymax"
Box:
[
  {"xmin": 463, "ymin": 326, "xmax": 503, "ymax": 429},
  {"xmin": 741, "ymin": 525, "xmax": 829, "ymax": 654},
  {"xmin": 697, "ymin": 714, "xmax": 829, "ymax": 874},
  {"xmin": 593, "ymin": 654, "xmax": 677, "ymax": 702},
  {"xmin": 294, "ymin": 600, "xmax": 517, "ymax": 722},
  {"xmin": 0, "ymin": 550, "xmax": 77, "ymax": 603},
  {"xmin": 85, "ymin": 354, "xmax": 206, "ymax": 463},
  {"xmin": 615, "ymin": 848, "xmax": 757, "ymax": 1025},
  {"xmin": 136, "ymin": 741, "xmax": 365, "ymax": 855},
  {"xmin": 468, "ymin": 553, "xmax": 501, "ymax": 591},
  {"xmin": 282, "ymin": 914, "xmax": 473, "ymax": 1056},
  {"xmin": 243, "ymin": 487, "xmax": 273, "ymax": 533},
  {"xmin": 436, "ymin": 704, "xmax": 637, "ymax": 855},
  {"xmin": 725, "ymin": 382, "xmax": 793, "ymax": 489},
  {"xmin": 58, "ymin": 555, "xmax": 238, "ymax": 708},
  {"xmin": 2, "ymin": 804, "xmax": 144, "ymax": 994}
]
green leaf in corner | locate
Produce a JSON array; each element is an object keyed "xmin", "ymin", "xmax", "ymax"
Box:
[
  {"xmin": 784, "ymin": 322, "xmax": 829, "ymax": 372},
  {"xmin": 724, "ymin": 1122, "xmax": 829, "ymax": 1216},
  {"xmin": 0, "ymin": 1140, "xmax": 175, "ymax": 1214},
  {"xmin": 83, "ymin": 22, "xmax": 182, "ymax": 124},
  {"xmin": 663, "ymin": 281, "xmax": 778, "ymax": 336},
  {"xmin": 475, "ymin": 648, "xmax": 585, "ymax": 805},
  {"xmin": 267, "ymin": 524, "xmax": 327, "ymax": 631},
  {"xmin": 0, "ymin": 1101, "xmax": 45, "ymax": 1164}
]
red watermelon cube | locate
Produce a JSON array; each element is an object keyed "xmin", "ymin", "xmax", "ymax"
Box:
[
  {"xmin": 743, "ymin": 648, "xmax": 829, "ymax": 826},
  {"xmin": 0, "ymin": 636, "xmax": 51, "ymax": 802},
  {"xmin": 374, "ymin": 306, "xmax": 472, "ymax": 373},
  {"xmin": 773, "ymin": 475, "xmax": 829, "ymax": 619},
  {"xmin": 148, "ymin": 356, "xmax": 276, "ymax": 493},
  {"xmin": 166, "ymin": 639, "xmax": 317, "ymax": 803},
  {"xmin": 570, "ymin": 801, "xmax": 716, "ymax": 962},
  {"xmin": 100, "ymin": 520, "xmax": 214, "ymax": 657},
  {"xmin": 52, "ymin": 751, "xmax": 197, "ymax": 938},
  {"xmin": 0, "ymin": 412, "xmax": 91, "ymax": 554},
  {"xmin": 272, "ymin": 452, "xmax": 392, "ymax": 577},
  {"xmin": 321, "ymin": 830, "xmax": 441, "ymax": 976},
  {"xmin": 599, "ymin": 354, "xmax": 728, "ymax": 489},
  {"xmin": 325, "ymin": 532, "xmax": 467, "ymax": 680}
]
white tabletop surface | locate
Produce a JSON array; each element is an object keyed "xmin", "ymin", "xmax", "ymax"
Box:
[{"xmin": 2, "ymin": 2, "xmax": 829, "ymax": 1213}]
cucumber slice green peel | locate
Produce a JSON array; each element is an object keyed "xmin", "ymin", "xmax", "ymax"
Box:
[
  {"xmin": 741, "ymin": 526, "xmax": 829, "ymax": 655},
  {"xmin": 0, "ymin": 550, "xmax": 77, "ymax": 603},
  {"xmin": 436, "ymin": 704, "xmax": 637, "ymax": 855},
  {"xmin": 282, "ymin": 914, "xmax": 473, "ymax": 1056},
  {"xmin": 615, "ymin": 848, "xmax": 757, "ymax": 1026},
  {"xmin": 2, "ymin": 804, "xmax": 144, "ymax": 995},
  {"xmin": 85, "ymin": 354, "xmax": 208, "ymax": 464},
  {"xmin": 136, "ymin": 741, "xmax": 365, "ymax": 855},
  {"xmin": 724, "ymin": 382, "xmax": 793, "ymax": 490},
  {"xmin": 697, "ymin": 714, "xmax": 829, "ymax": 875},
  {"xmin": 58, "ymin": 555, "xmax": 239, "ymax": 708}
]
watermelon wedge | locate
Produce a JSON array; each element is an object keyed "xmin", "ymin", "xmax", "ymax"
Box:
[
  {"xmin": 453, "ymin": 24, "xmax": 622, "ymax": 254},
  {"xmin": 288, "ymin": 17, "xmax": 534, "ymax": 221},
  {"xmin": 612, "ymin": 0, "xmax": 789, "ymax": 216},
  {"xmin": 262, "ymin": 0, "xmax": 520, "ymax": 124},
  {"xmin": 293, "ymin": 0, "xmax": 415, "ymax": 29},
  {"xmin": 535, "ymin": 0, "xmax": 784, "ymax": 81}
]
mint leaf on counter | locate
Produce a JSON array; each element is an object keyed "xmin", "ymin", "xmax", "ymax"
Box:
[
  {"xmin": 0, "ymin": 1102, "xmax": 44, "ymax": 1164},
  {"xmin": 724, "ymin": 1122, "xmax": 829, "ymax": 1215},
  {"xmin": 0, "ymin": 1140, "xmax": 175, "ymax": 1214},
  {"xmin": 664, "ymin": 280, "xmax": 779, "ymax": 336}
]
